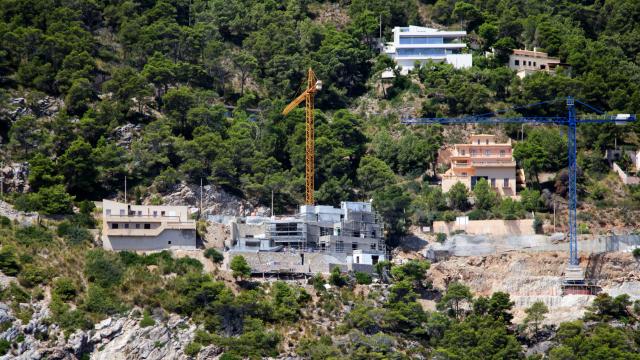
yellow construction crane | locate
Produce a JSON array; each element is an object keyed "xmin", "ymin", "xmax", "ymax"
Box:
[{"xmin": 282, "ymin": 68, "xmax": 322, "ymax": 205}]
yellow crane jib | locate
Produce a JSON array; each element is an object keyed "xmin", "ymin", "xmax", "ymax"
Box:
[{"xmin": 282, "ymin": 68, "xmax": 322, "ymax": 205}]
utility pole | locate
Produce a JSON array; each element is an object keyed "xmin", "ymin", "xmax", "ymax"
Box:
[
  {"xmin": 553, "ymin": 197, "xmax": 556, "ymax": 233},
  {"xmin": 271, "ymin": 189, "xmax": 274, "ymax": 218},
  {"xmin": 124, "ymin": 176, "xmax": 127, "ymax": 204}
]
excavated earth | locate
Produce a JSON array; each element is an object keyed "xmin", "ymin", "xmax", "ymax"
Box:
[{"xmin": 427, "ymin": 251, "xmax": 640, "ymax": 323}]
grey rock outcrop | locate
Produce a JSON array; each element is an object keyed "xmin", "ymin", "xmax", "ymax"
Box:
[
  {"xmin": 109, "ymin": 123, "xmax": 142, "ymax": 150},
  {"xmin": 158, "ymin": 183, "xmax": 268, "ymax": 217},
  {"xmin": 1, "ymin": 162, "xmax": 29, "ymax": 194}
]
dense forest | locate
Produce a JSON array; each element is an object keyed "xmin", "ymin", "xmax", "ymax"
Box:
[
  {"xmin": 1, "ymin": 0, "xmax": 640, "ymax": 221},
  {"xmin": 2, "ymin": 0, "xmax": 640, "ymax": 358}
]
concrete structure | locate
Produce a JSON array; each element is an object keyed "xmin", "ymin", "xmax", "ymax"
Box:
[
  {"xmin": 441, "ymin": 134, "xmax": 520, "ymax": 197},
  {"xmin": 383, "ymin": 25, "xmax": 471, "ymax": 74},
  {"xmin": 509, "ymin": 49, "xmax": 561, "ymax": 78},
  {"xmin": 605, "ymin": 149, "xmax": 640, "ymax": 185},
  {"xmin": 230, "ymin": 202, "xmax": 387, "ymax": 263},
  {"xmin": 433, "ymin": 219, "xmax": 535, "ymax": 236},
  {"xmin": 101, "ymin": 200, "xmax": 196, "ymax": 251}
]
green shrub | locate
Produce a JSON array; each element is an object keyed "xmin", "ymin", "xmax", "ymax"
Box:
[
  {"xmin": 53, "ymin": 277, "xmax": 78, "ymax": 301},
  {"xmin": 633, "ymin": 248, "xmax": 640, "ymax": 258},
  {"xmin": 467, "ymin": 208, "xmax": 488, "ymax": 220},
  {"xmin": 18, "ymin": 264, "xmax": 50, "ymax": 288},
  {"xmin": 58, "ymin": 222, "xmax": 93, "ymax": 245},
  {"xmin": 219, "ymin": 353, "xmax": 242, "ymax": 360},
  {"xmin": 140, "ymin": 309, "xmax": 155, "ymax": 327},
  {"xmin": 82, "ymin": 285, "xmax": 123, "ymax": 315},
  {"xmin": 204, "ymin": 248, "xmax": 223, "ymax": 263},
  {"xmin": 441, "ymin": 210, "xmax": 458, "ymax": 222},
  {"xmin": 578, "ymin": 223, "xmax": 590, "ymax": 235},
  {"xmin": 230, "ymin": 255, "xmax": 251, "ymax": 279},
  {"xmin": 0, "ymin": 216, "xmax": 11, "ymax": 228},
  {"xmin": 436, "ymin": 233, "xmax": 447, "ymax": 243},
  {"xmin": 355, "ymin": 272, "xmax": 372, "ymax": 285},
  {"xmin": 84, "ymin": 249, "xmax": 124, "ymax": 288},
  {"xmin": 174, "ymin": 257, "xmax": 203, "ymax": 275},
  {"xmin": 0, "ymin": 246, "xmax": 21, "ymax": 276},
  {"xmin": 328, "ymin": 267, "xmax": 347, "ymax": 287},
  {"xmin": 184, "ymin": 341, "xmax": 202, "ymax": 356},
  {"xmin": 15, "ymin": 226, "xmax": 53, "ymax": 248},
  {"xmin": 0, "ymin": 339, "xmax": 9, "ymax": 355}
]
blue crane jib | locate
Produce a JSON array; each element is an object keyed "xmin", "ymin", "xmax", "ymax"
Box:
[{"xmin": 403, "ymin": 96, "xmax": 636, "ymax": 283}]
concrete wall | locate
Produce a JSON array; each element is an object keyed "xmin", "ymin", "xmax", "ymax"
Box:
[
  {"xmin": 433, "ymin": 219, "xmax": 535, "ymax": 236},
  {"xmin": 612, "ymin": 162, "xmax": 640, "ymax": 185},
  {"xmin": 103, "ymin": 229, "xmax": 196, "ymax": 251}
]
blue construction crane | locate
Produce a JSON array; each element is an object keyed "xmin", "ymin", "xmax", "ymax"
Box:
[{"xmin": 403, "ymin": 96, "xmax": 636, "ymax": 289}]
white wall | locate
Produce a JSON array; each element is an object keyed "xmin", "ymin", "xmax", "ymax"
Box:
[{"xmin": 103, "ymin": 229, "xmax": 196, "ymax": 251}]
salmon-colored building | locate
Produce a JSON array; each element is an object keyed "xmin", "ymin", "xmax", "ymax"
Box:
[{"xmin": 441, "ymin": 134, "xmax": 521, "ymax": 197}]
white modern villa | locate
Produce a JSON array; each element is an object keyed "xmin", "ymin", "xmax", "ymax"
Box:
[{"xmin": 383, "ymin": 25, "xmax": 472, "ymax": 74}]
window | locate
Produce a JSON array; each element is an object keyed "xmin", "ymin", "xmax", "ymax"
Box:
[
  {"xmin": 470, "ymin": 149, "xmax": 476, "ymax": 157},
  {"xmin": 135, "ymin": 224, "xmax": 140, "ymax": 229},
  {"xmin": 460, "ymin": 149, "xmax": 465, "ymax": 155},
  {"xmin": 161, "ymin": 211, "xmax": 165, "ymax": 216},
  {"xmin": 541, "ymin": 64, "xmax": 546, "ymax": 70},
  {"xmin": 486, "ymin": 139, "xmax": 489, "ymax": 145},
  {"xmin": 399, "ymin": 36, "xmax": 443, "ymax": 45},
  {"xmin": 500, "ymin": 150, "xmax": 505, "ymax": 157},
  {"xmin": 353, "ymin": 231, "xmax": 360, "ymax": 238},
  {"xmin": 111, "ymin": 223, "xmax": 119, "ymax": 229},
  {"xmin": 461, "ymin": 172, "xmax": 468, "ymax": 177},
  {"xmin": 106, "ymin": 209, "xmax": 111, "ymax": 216},
  {"xmin": 491, "ymin": 178, "xmax": 496, "ymax": 187},
  {"xmin": 396, "ymin": 48, "xmax": 446, "ymax": 56},
  {"xmin": 153, "ymin": 211, "xmax": 157, "ymax": 217},
  {"xmin": 168, "ymin": 241, "xmax": 172, "ymax": 245},
  {"xmin": 119, "ymin": 209, "xmax": 125, "ymax": 216},
  {"xmin": 514, "ymin": 60, "xmax": 520, "ymax": 66},
  {"xmin": 352, "ymin": 243, "xmax": 358, "ymax": 250},
  {"xmin": 144, "ymin": 224, "xmax": 151, "ymax": 229},
  {"xmin": 137, "ymin": 211, "xmax": 142, "ymax": 216},
  {"xmin": 504, "ymin": 178, "xmax": 509, "ymax": 188},
  {"xmin": 336, "ymin": 241, "xmax": 344, "ymax": 252},
  {"xmin": 533, "ymin": 62, "xmax": 536, "ymax": 66},
  {"xmin": 477, "ymin": 139, "xmax": 480, "ymax": 144},
  {"xmin": 528, "ymin": 61, "xmax": 532, "ymax": 66},
  {"xmin": 485, "ymin": 150, "xmax": 491, "ymax": 156},
  {"xmin": 370, "ymin": 243, "xmax": 377, "ymax": 250},
  {"xmin": 124, "ymin": 223, "xmax": 129, "ymax": 229}
]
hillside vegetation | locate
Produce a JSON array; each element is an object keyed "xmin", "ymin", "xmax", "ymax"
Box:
[{"xmin": 1, "ymin": 0, "xmax": 640, "ymax": 358}]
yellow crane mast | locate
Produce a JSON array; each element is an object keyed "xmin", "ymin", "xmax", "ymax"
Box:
[{"xmin": 282, "ymin": 68, "xmax": 322, "ymax": 205}]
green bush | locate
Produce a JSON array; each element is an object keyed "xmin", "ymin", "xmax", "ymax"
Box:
[
  {"xmin": 328, "ymin": 267, "xmax": 347, "ymax": 287},
  {"xmin": 0, "ymin": 339, "xmax": 9, "ymax": 355},
  {"xmin": 441, "ymin": 210, "xmax": 458, "ymax": 222},
  {"xmin": 140, "ymin": 309, "xmax": 155, "ymax": 327},
  {"xmin": 0, "ymin": 216, "xmax": 11, "ymax": 228},
  {"xmin": 174, "ymin": 257, "xmax": 203, "ymax": 275},
  {"xmin": 355, "ymin": 272, "xmax": 372, "ymax": 285},
  {"xmin": 0, "ymin": 246, "xmax": 21, "ymax": 276},
  {"xmin": 219, "ymin": 353, "xmax": 242, "ymax": 360},
  {"xmin": 184, "ymin": 341, "xmax": 202, "ymax": 356},
  {"xmin": 632, "ymin": 248, "xmax": 640, "ymax": 258},
  {"xmin": 230, "ymin": 255, "xmax": 251, "ymax": 279},
  {"xmin": 53, "ymin": 277, "xmax": 78, "ymax": 301},
  {"xmin": 15, "ymin": 226, "xmax": 53, "ymax": 248},
  {"xmin": 436, "ymin": 233, "xmax": 447, "ymax": 243},
  {"xmin": 578, "ymin": 223, "xmax": 590, "ymax": 235},
  {"xmin": 84, "ymin": 249, "xmax": 124, "ymax": 288},
  {"xmin": 18, "ymin": 264, "xmax": 50, "ymax": 288},
  {"xmin": 467, "ymin": 208, "xmax": 488, "ymax": 220},
  {"xmin": 204, "ymin": 248, "xmax": 223, "ymax": 263},
  {"xmin": 82, "ymin": 285, "xmax": 123, "ymax": 315},
  {"xmin": 58, "ymin": 222, "xmax": 93, "ymax": 245}
]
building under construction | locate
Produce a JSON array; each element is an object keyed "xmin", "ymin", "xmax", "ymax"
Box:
[{"xmin": 230, "ymin": 201, "xmax": 387, "ymax": 269}]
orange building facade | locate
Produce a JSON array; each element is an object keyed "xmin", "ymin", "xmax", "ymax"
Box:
[{"xmin": 441, "ymin": 134, "xmax": 521, "ymax": 197}]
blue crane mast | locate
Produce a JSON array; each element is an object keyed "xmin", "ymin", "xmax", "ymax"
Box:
[{"xmin": 403, "ymin": 96, "xmax": 636, "ymax": 289}]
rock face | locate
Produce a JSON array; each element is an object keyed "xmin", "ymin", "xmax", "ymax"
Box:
[
  {"xmin": 0, "ymin": 200, "xmax": 37, "ymax": 226},
  {"xmin": 0, "ymin": 303, "xmax": 221, "ymax": 360},
  {"xmin": 1, "ymin": 162, "xmax": 29, "ymax": 194},
  {"xmin": 158, "ymin": 183, "xmax": 268, "ymax": 217},
  {"xmin": 109, "ymin": 123, "xmax": 142, "ymax": 150}
]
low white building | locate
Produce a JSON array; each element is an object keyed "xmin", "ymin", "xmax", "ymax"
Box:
[
  {"xmin": 101, "ymin": 200, "xmax": 197, "ymax": 251},
  {"xmin": 383, "ymin": 25, "xmax": 472, "ymax": 74}
]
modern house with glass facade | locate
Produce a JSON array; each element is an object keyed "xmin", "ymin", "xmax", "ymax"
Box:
[{"xmin": 383, "ymin": 25, "xmax": 472, "ymax": 73}]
